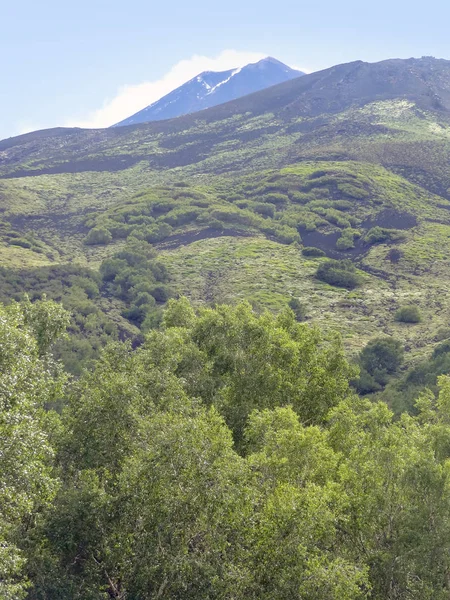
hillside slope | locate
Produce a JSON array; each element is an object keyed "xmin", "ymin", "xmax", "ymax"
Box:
[{"xmin": 2, "ymin": 56, "xmax": 450, "ymax": 374}]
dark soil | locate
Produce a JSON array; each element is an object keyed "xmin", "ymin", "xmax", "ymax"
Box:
[
  {"xmin": 300, "ymin": 229, "xmax": 369, "ymax": 259},
  {"xmin": 300, "ymin": 209, "xmax": 417, "ymax": 260},
  {"xmin": 361, "ymin": 209, "xmax": 417, "ymax": 230}
]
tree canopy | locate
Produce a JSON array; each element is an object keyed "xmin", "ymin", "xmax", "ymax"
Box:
[{"xmin": 3, "ymin": 297, "xmax": 450, "ymax": 599}]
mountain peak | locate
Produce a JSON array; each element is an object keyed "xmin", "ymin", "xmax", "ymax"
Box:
[{"xmin": 113, "ymin": 57, "xmax": 304, "ymax": 127}]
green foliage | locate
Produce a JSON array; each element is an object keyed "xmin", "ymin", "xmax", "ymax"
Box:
[
  {"xmin": 0, "ymin": 300, "xmax": 67, "ymax": 597},
  {"xmin": 99, "ymin": 242, "xmax": 172, "ymax": 328},
  {"xmin": 187, "ymin": 301, "xmax": 354, "ymax": 443},
  {"xmin": 5, "ymin": 297, "xmax": 450, "ymax": 598},
  {"xmin": 0, "ymin": 264, "xmax": 119, "ymax": 375},
  {"xmin": 386, "ymin": 247, "xmax": 402, "ymax": 263},
  {"xmin": 21, "ymin": 295, "xmax": 70, "ymax": 355},
  {"xmin": 337, "ymin": 182, "xmax": 369, "ymax": 198},
  {"xmin": 162, "ymin": 296, "xmax": 196, "ymax": 328},
  {"xmin": 84, "ymin": 226, "xmax": 112, "ymax": 245},
  {"xmin": 10, "ymin": 238, "xmax": 32, "ymax": 249},
  {"xmin": 8, "ymin": 77, "xmax": 450, "ymax": 597},
  {"xmin": 355, "ymin": 336, "xmax": 404, "ymax": 393},
  {"xmin": 365, "ymin": 226, "xmax": 406, "ymax": 245},
  {"xmin": 336, "ymin": 228, "xmax": 360, "ymax": 250},
  {"xmin": 316, "ymin": 259, "xmax": 362, "ymax": 289},
  {"xmin": 302, "ymin": 246, "xmax": 326, "ymax": 257},
  {"xmin": 381, "ymin": 338, "xmax": 450, "ymax": 414},
  {"xmin": 252, "ymin": 202, "xmax": 275, "ymax": 217},
  {"xmin": 395, "ymin": 304, "xmax": 422, "ymax": 323},
  {"xmin": 360, "ymin": 336, "xmax": 404, "ymax": 375},
  {"xmin": 288, "ymin": 296, "xmax": 308, "ymax": 321}
]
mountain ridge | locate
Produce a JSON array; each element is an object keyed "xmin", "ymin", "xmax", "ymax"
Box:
[{"xmin": 113, "ymin": 56, "xmax": 304, "ymax": 126}]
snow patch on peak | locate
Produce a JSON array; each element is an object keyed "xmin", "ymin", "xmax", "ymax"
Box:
[
  {"xmin": 196, "ymin": 75, "xmax": 211, "ymax": 90},
  {"xmin": 206, "ymin": 67, "xmax": 242, "ymax": 95}
]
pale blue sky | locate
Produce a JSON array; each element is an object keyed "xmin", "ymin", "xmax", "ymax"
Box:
[{"xmin": 2, "ymin": 0, "xmax": 449, "ymax": 140}]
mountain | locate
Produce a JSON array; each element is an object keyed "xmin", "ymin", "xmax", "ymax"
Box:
[
  {"xmin": 113, "ymin": 57, "xmax": 304, "ymax": 126},
  {"xmin": 3, "ymin": 55, "xmax": 450, "ymax": 380}
]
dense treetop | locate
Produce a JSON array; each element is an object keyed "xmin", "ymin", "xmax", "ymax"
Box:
[{"xmin": 2, "ymin": 297, "xmax": 450, "ymax": 599}]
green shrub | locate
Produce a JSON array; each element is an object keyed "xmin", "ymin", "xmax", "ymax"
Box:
[
  {"xmin": 129, "ymin": 223, "xmax": 173, "ymax": 244},
  {"xmin": 316, "ymin": 259, "xmax": 362, "ymax": 289},
  {"xmin": 354, "ymin": 368, "xmax": 382, "ymax": 394},
  {"xmin": 360, "ymin": 337, "xmax": 404, "ymax": 376},
  {"xmin": 70, "ymin": 276, "xmax": 100, "ymax": 299},
  {"xmin": 386, "ymin": 248, "xmax": 402, "ymax": 263},
  {"xmin": 84, "ymin": 227, "xmax": 112, "ymax": 245},
  {"xmin": 365, "ymin": 226, "xmax": 389, "ymax": 245},
  {"xmin": 252, "ymin": 203, "xmax": 275, "ymax": 218},
  {"xmin": 108, "ymin": 223, "xmax": 134, "ymax": 239},
  {"xmin": 395, "ymin": 305, "xmax": 422, "ymax": 323},
  {"xmin": 337, "ymin": 182, "xmax": 369, "ymax": 199},
  {"xmin": 134, "ymin": 292, "xmax": 156, "ymax": 307},
  {"xmin": 336, "ymin": 237, "xmax": 354, "ymax": 250},
  {"xmin": 336, "ymin": 228, "xmax": 360, "ymax": 251},
  {"xmin": 332, "ymin": 200, "xmax": 353, "ymax": 211},
  {"xmin": 365, "ymin": 227, "xmax": 406, "ymax": 246},
  {"xmin": 302, "ymin": 246, "xmax": 326, "ymax": 257},
  {"xmin": 150, "ymin": 286, "xmax": 170, "ymax": 303},
  {"xmin": 355, "ymin": 336, "xmax": 404, "ymax": 394},
  {"xmin": 272, "ymin": 226, "xmax": 301, "ymax": 245},
  {"xmin": 100, "ymin": 258, "xmax": 128, "ymax": 282},
  {"xmin": 121, "ymin": 304, "xmax": 147, "ymax": 325},
  {"xmin": 433, "ymin": 339, "xmax": 450, "ymax": 359},
  {"xmin": 289, "ymin": 191, "xmax": 310, "ymax": 204},
  {"xmin": 210, "ymin": 208, "xmax": 257, "ymax": 227},
  {"xmin": 163, "ymin": 208, "xmax": 200, "ymax": 226},
  {"xmin": 151, "ymin": 200, "xmax": 177, "ymax": 216},
  {"xmin": 263, "ymin": 193, "xmax": 289, "ymax": 205},
  {"xmin": 288, "ymin": 297, "xmax": 307, "ymax": 321},
  {"xmin": 323, "ymin": 209, "xmax": 351, "ymax": 228},
  {"xmin": 9, "ymin": 238, "xmax": 32, "ymax": 249}
]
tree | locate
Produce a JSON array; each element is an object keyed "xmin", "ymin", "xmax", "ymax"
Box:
[
  {"xmin": 360, "ymin": 336, "xmax": 404, "ymax": 379},
  {"xmin": 116, "ymin": 407, "xmax": 253, "ymax": 599},
  {"xmin": 189, "ymin": 302, "xmax": 355, "ymax": 444},
  {"xmin": 0, "ymin": 300, "xmax": 68, "ymax": 598},
  {"xmin": 163, "ymin": 296, "xmax": 196, "ymax": 328},
  {"xmin": 242, "ymin": 407, "xmax": 370, "ymax": 599}
]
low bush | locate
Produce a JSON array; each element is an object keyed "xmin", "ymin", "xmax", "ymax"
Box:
[
  {"xmin": 84, "ymin": 227, "xmax": 112, "ymax": 245},
  {"xmin": 302, "ymin": 246, "xmax": 326, "ymax": 257},
  {"xmin": 263, "ymin": 193, "xmax": 289, "ymax": 205},
  {"xmin": 252, "ymin": 203, "xmax": 275, "ymax": 218},
  {"xmin": 316, "ymin": 259, "xmax": 362, "ymax": 289},
  {"xmin": 9, "ymin": 238, "xmax": 32, "ymax": 249},
  {"xmin": 395, "ymin": 305, "xmax": 422, "ymax": 323},
  {"xmin": 288, "ymin": 297, "xmax": 307, "ymax": 321}
]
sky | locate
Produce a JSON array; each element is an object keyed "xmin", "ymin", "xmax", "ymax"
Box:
[{"xmin": 2, "ymin": 0, "xmax": 450, "ymax": 140}]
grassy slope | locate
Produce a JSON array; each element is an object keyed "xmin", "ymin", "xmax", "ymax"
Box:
[{"xmin": 2, "ymin": 96, "xmax": 450, "ymax": 368}]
